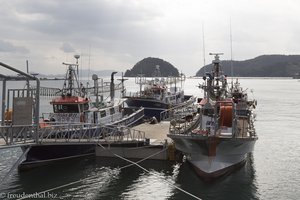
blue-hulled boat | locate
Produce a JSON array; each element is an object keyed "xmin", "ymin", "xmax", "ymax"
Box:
[{"xmin": 125, "ymin": 66, "xmax": 194, "ymax": 121}]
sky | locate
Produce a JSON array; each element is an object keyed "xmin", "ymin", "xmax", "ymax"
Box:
[{"xmin": 1, "ymin": 0, "xmax": 300, "ymax": 76}]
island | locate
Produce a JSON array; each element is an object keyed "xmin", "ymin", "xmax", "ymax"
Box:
[{"xmin": 124, "ymin": 57, "xmax": 179, "ymax": 77}]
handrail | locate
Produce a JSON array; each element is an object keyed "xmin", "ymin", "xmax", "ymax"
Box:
[{"xmin": 0, "ymin": 123, "xmax": 146, "ymax": 147}]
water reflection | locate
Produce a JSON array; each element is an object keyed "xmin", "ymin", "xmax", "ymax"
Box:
[
  {"xmin": 0, "ymin": 152, "xmax": 259, "ymax": 200},
  {"xmin": 171, "ymin": 154, "xmax": 259, "ymax": 200}
]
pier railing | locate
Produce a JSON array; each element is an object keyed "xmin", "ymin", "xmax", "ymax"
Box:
[{"xmin": 0, "ymin": 123, "xmax": 146, "ymax": 148}]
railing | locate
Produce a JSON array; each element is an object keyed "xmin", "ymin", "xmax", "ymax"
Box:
[
  {"xmin": 124, "ymin": 91, "xmax": 143, "ymax": 98},
  {"xmin": 169, "ymin": 109, "xmax": 201, "ymax": 135},
  {"xmin": 0, "ymin": 123, "xmax": 146, "ymax": 148},
  {"xmin": 160, "ymin": 96, "xmax": 196, "ymax": 121},
  {"xmin": 0, "ymin": 124, "xmax": 36, "ymax": 146}
]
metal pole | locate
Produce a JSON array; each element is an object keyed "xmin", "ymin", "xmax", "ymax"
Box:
[
  {"xmin": 1, "ymin": 79, "xmax": 6, "ymax": 126},
  {"xmin": 0, "ymin": 61, "xmax": 40, "ymax": 142},
  {"xmin": 35, "ymin": 78, "xmax": 40, "ymax": 143}
]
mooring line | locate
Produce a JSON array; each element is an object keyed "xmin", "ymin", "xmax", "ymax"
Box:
[
  {"xmin": 98, "ymin": 143, "xmax": 201, "ymax": 200},
  {"xmin": 15, "ymin": 145, "xmax": 168, "ymax": 200},
  {"xmin": 17, "ymin": 143, "xmax": 201, "ymax": 200},
  {"xmin": 96, "ymin": 143, "xmax": 166, "ymax": 170},
  {"xmin": 113, "ymin": 153, "xmax": 201, "ymax": 200}
]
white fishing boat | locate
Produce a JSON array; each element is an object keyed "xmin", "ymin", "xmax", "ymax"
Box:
[
  {"xmin": 19, "ymin": 55, "xmax": 144, "ymax": 170},
  {"xmin": 167, "ymin": 53, "xmax": 258, "ymax": 180},
  {"xmin": 40, "ymin": 56, "xmax": 144, "ymax": 127}
]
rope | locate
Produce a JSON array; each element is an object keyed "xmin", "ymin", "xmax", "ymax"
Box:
[
  {"xmin": 97, "ymin": 143, "xmax": 166, "ymax": 170},
  {"xmin": 15, "ymin": 145, "xmax": 167, "ymax": 200},
  {"xmin": 98, "ymin": 143, "xmax": 201, "ymax": 200},
  {"xmin": 108, "ymin": 149, "xmax": 201, "ymax": 200},
  {"xmin": 16, "ymin": 143, "xmax": 201, "ymax": 200}
]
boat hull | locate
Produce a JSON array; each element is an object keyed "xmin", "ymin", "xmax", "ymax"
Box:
[
  {"xmin": 126, "ymin": 95, "xmax": 194, "ymax": 120},
  {"xmin": 190, "ymin": 155, "xmax": 247, "ymax": 180},
  {"xmin": 19, "ymin": 144, "xmax": 96, "ymax": 171},
  {"xmin": 19, "ymin": 108, "xmax": 145, "ymax": 170},
  {"xmin": 112, "ymin": 107, "xmax": 144, "ymax": 127},
  {"xmin": 168, "ymin": 134, "xmax": 257, "ymax": 179},
  {"xmin": 125, "ymin": 98, "xmax": 169, "ymax": 120}
]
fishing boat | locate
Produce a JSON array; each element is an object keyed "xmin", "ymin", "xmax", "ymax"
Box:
[
  {"xmin": 40, "ymin": 61, "xmax": 144, "ymax": 127},
  {"xmin": 167, "ymin": 53, "xmax": 258, "ymax": 180},
  {"xmin": 125, "ymin": 65, "xmax": 195, "ymax": 121},
  {"xmin": 19, "ymin": 55, "xmax": 144, "ymax": 170}
]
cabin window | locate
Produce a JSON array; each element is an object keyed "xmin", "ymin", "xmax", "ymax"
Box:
[
  {"xmin": 53, "ymin": 104, "xmax": 79, "ymax": 113},
  {"xmin": 80, "ymin": 103, "xmax": 89, "ymax": 112},
  {"xmin": 110, "ymin": 108, "xmax": 115, "ymax": 115},
  {"xmin": 100, "ymin": 110, "xmax": 106, "ymax": 118}
]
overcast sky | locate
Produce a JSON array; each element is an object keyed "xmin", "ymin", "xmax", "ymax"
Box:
[{"xmin": 1, "ymin": 0, "xmax": 299, "ymax": 76}]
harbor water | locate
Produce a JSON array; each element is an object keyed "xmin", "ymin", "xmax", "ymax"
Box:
[{"xmin": 0, "ymin": 78, "xmax": 299, "ymax": 200}]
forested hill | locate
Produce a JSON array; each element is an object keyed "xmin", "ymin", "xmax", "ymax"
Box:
[
  {"xmin": 124, "ymin": 57, "xmax": 179, "ymax": 77},
  {"xmin": 196, "ymin": 55, "xmax": 300, "ymax": 77}
]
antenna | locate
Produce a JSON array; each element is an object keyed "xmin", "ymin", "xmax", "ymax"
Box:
[
  {"xmin": 87, "ymin": 45, "xmax": 91, "ymax": 88},
  {"xmin": 202, "ymin": 22, "xmax": 206, "ymax": 75},
  {"xmin": 74, "ymin": 54, "xmax": 80, "ymax": 79},
  {"xmin": 230, "ymin": 18, "xmax": 233, "ymax": 79}
]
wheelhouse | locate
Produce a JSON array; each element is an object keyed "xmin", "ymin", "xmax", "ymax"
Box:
[{"xmin": 50, "ymin": 96, "xmax": 90, "ymax": 114}]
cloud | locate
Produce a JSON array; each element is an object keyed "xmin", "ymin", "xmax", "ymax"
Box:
[
  {"xmin": 1, "ymin": 0, "xmax": 300, "ymax": 75},
  {"xmin": 60, "ymin": 42, "xmax": 75, "ymax": 53},
  {"xmin": 0, "ymin": 40, "xmax": 30, "ymax": 53}
]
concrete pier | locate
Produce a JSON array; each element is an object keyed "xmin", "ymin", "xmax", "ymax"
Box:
[
  {"xmin": 133, "ymin": 121, "xmax": 171, "ymax": 144},
  {"xmin": 95, "ymin": 121, "xmax": 173, "ymax": 160}
]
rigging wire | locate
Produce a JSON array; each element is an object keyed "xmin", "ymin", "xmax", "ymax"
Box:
[
  {"xmin": 230, "ymin": 18, "xmax": 234, "ymax": 81},
  {"xmin": 202, "ymin": 22, "xmax": 206, "ymax": 75}
]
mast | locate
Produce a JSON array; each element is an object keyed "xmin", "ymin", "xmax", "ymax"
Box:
[
  {"xmin": 202, "ymin": 22, "xmax": 206, "ymax": 75},
  {"xmin": 110, "ymin": 72, "xmax": 118, "ymax": 102},
  {"xmin": 118, "ymin": 73, "xmax": 128, "ymax": 98},
  {"xmin": 230, "ymin": 19, "xmax": 233, "ymax": 79},
  {"xmin": 208, "ymin": 53, "xmax": 224, "ymax": 100},
  {"xmin": 61, "ymin": 55, "xmax": 81, "ymax": 97}
]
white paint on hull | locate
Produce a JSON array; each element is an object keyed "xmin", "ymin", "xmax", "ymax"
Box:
[
  {"xmin": 169, "ymin": 135, "xmax": 257, "ymax": 175},
  {"xmin": 188, "ymin": 154, "xmax": 247, "ymax": 174}
]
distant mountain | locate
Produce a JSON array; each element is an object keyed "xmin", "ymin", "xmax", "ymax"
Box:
[
  {"xmin": 124, "ymin": 57, "xmax": 179, "ymax": 77},
  {"xmin": 196, "ymin": 55, "xmax": 300, "ymax": 77}
]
